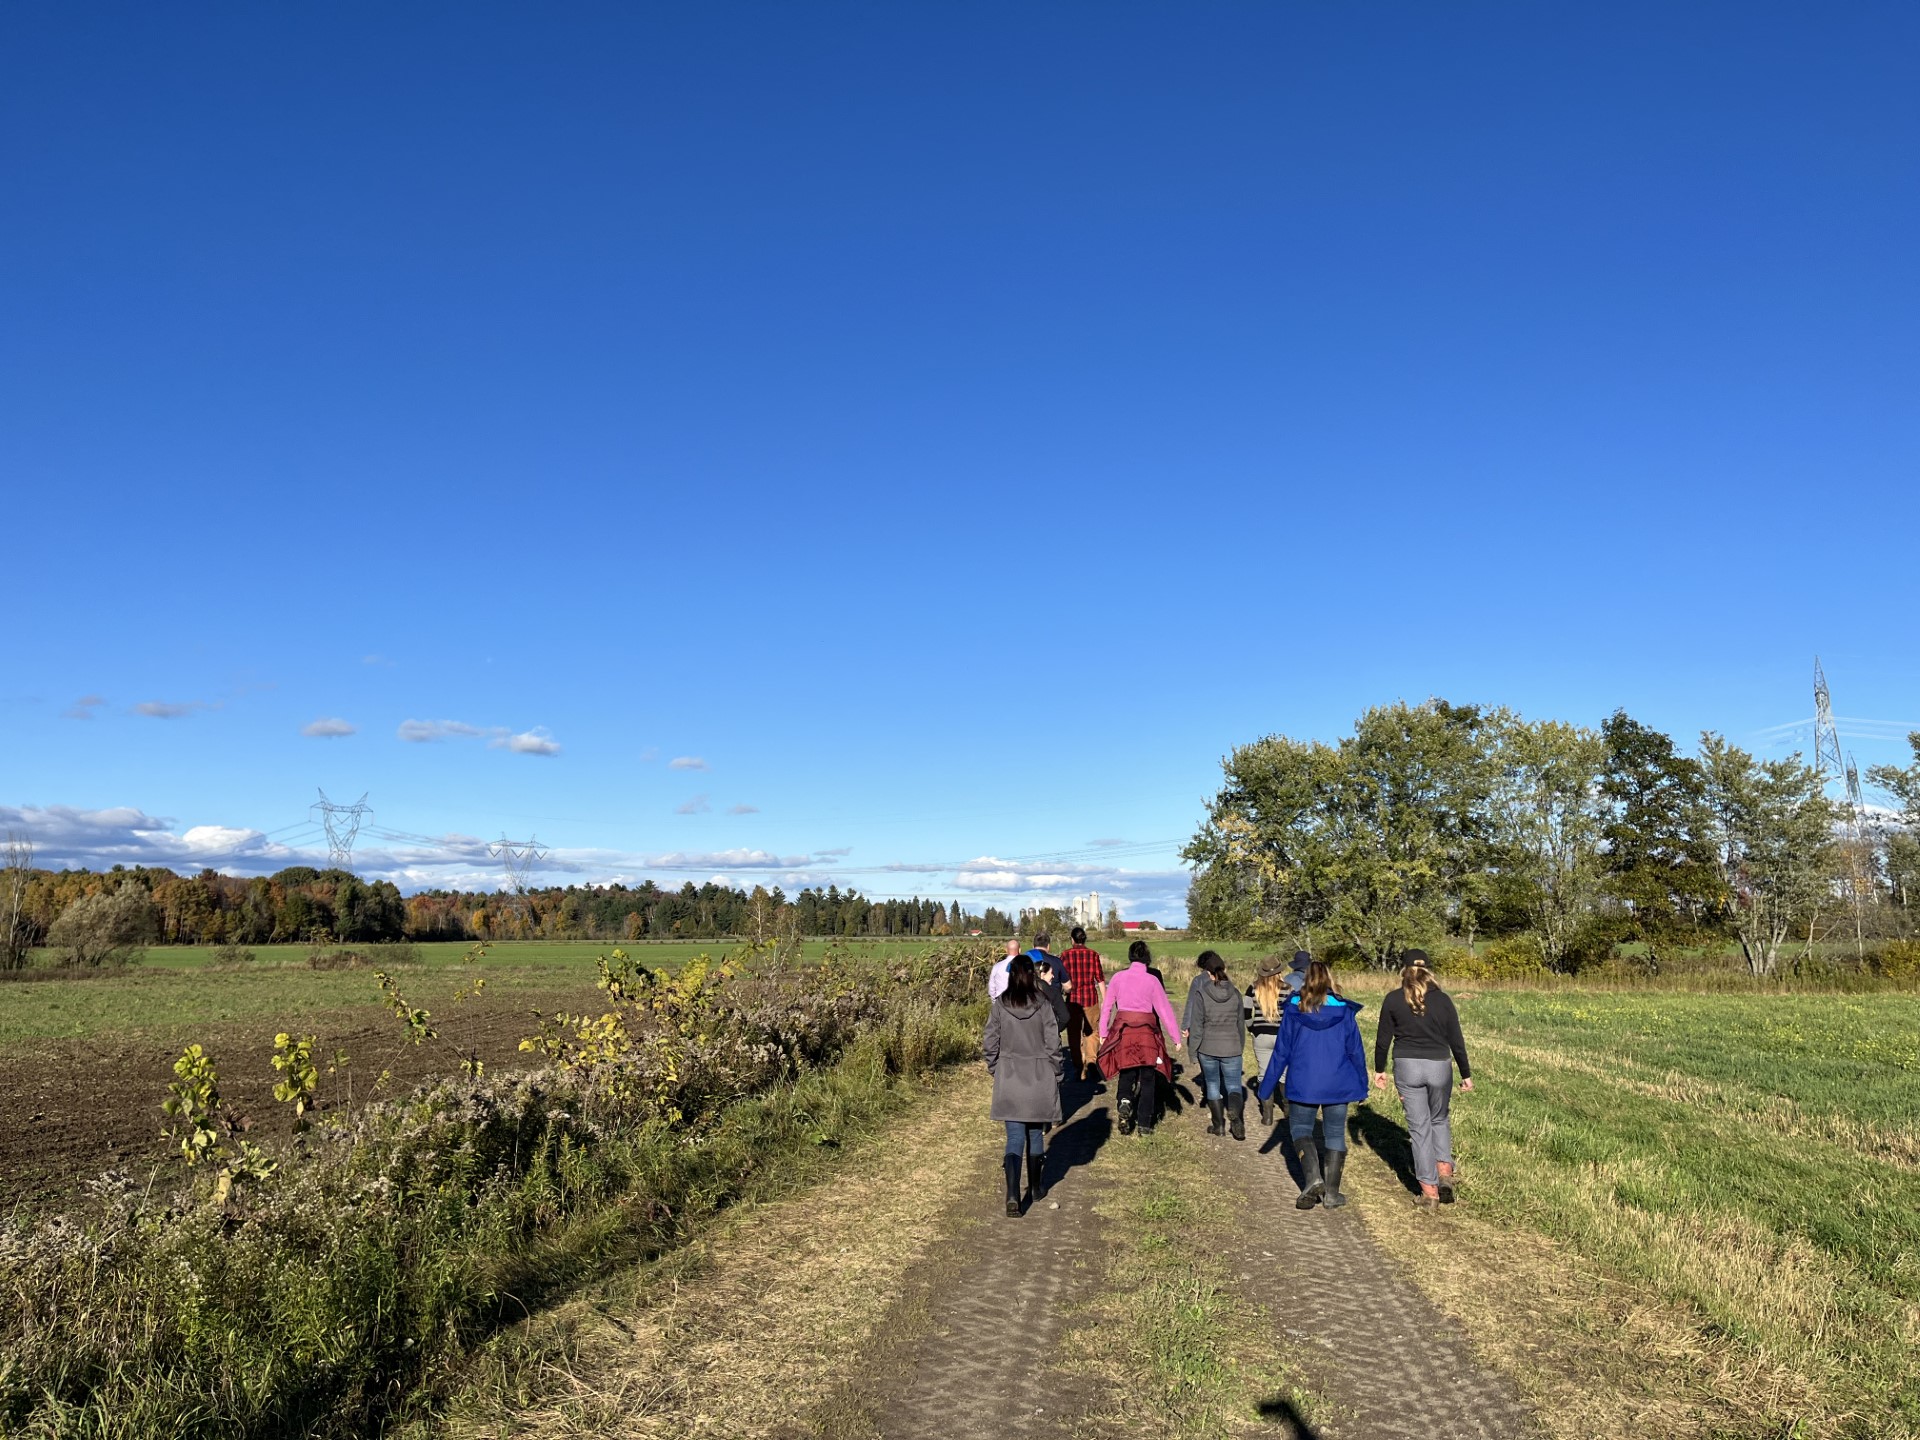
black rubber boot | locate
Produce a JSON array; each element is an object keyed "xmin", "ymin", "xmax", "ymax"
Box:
[
  {"xmin": 1257, "ymin": 1093, "xmax": 1275, "ymax": 1127},
  {"xmin": 1206, "ymin": 1098, "xmax": 1226, "ymax": 1136},
  {"xmin": 1293, "ymin": 1140, "xmax": 1324, "ymax": 1210},
  {"xmin": 1321, "ymin": 1148, "xmax": 1347, "ymax": 1208},
  {"xmin": 1003, "ymin": 1156, "xmax": 1023, "ymax": 1216},
  {"xmin": 1027, "ymin": 1153, "xmax": 1047, "ymax": 1203},
  {"xmin": 1228, "ymin": 1091, "xmax": 1246, "ymax": 1142}
]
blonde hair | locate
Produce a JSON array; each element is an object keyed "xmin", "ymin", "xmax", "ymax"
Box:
[
  {"xmin": 1253, "ymin": 971, "xmax": 1286, "ymax": 1022},
  {"xmin": 1400, "ymin": 960, "xmax": 1434, "ymax": 1016}
]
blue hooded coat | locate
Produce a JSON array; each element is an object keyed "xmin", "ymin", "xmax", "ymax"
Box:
[{"xmin": 1254, "ymin": 994, "xmax": 1369, "ymax": 1106}]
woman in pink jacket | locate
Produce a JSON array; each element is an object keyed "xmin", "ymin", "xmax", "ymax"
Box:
[{"xmin": 1096, "ymin": 940, "xmax": 1184, "ymax": 1136}]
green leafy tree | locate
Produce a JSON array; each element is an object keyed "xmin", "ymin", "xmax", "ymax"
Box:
[
  {"xmin": 45, "ymin": 882, "xmax": 157, "ymax": 967},
  {"xmin": 1185, "ymin": 700, "xmax": 1495, "ymax": 964},
  {"xmin": 1599, "ymin": 711, "xmax": 1721, "ymax": 954},
  {"xmin": 1485, "ymin": 715, "xmax": 1609, "ymax": 969},
  {"xmin": 1699, "ymin": 734, "xmax": 1839, "ymax": 975}
]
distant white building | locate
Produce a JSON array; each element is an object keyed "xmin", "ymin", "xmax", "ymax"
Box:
[{"xmin": 1070, "ymin": 891, "xmax": 1109, "ymax": 929}]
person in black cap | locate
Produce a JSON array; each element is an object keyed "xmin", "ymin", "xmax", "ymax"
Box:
[{"xmin": 1373, "ymin": 949, "xmax": 1473, "ymax": 1208}]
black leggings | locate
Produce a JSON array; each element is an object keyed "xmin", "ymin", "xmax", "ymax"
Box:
[{"xmin": 1118, "ymin": 1066, "xmax": 1159, "ymax": 1127}]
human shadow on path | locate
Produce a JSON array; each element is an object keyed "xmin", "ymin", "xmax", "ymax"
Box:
[
  {"xmin": 1035, "ymin": 1093, "xmax": 1112, "ymax": 1201},
  {"xmin": 1255, "ymin": 1396, "xmax": 1325, "ymax": 1437},
  {"xmin": 1349, "ymin": 1102, "xmax": 1421, "ymax": 1194}
]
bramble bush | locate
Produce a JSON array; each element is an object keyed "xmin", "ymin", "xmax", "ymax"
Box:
[
  {"xmin": 1430, "ymin": 936, "xmax": 1550, "ymax": 980},
  {"xmin": 0, "ymin": 940, "xmax": 992, "ymax": 1439},
  {"xmin": 1876, "ymin": 939, "xmax": 1920, "ymax": 982}
]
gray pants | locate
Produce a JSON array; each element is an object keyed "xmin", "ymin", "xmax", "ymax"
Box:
[
  {"xmin": 1252, "ymin": 1032, "xmax": 1276, "ymax": 1087},
  {"xmin": 1394, "ymin": 1057, "xmax": 1455, "ymax": 1186}
]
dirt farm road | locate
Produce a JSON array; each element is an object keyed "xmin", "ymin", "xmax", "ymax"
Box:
[{"xmin": 488, "ymin": 1069, "xmax": 1540, "ymax": 1440}]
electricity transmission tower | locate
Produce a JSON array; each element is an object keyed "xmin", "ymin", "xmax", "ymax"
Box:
[
  {"xmin": 1812, "ymin": 659, "xmax": 1868, "ymax": 958},
  {"xmin": 488, "ymin": 835, "xmax": 548, "ymax": 935},
  {"xmin": 313, "ymin": 791, "xmax": 372, "ymax": 871}
]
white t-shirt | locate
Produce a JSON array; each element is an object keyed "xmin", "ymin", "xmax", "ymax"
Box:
[{"xmin": 988, "ymin": 956, "xmax": 1016, "ymax": 999}]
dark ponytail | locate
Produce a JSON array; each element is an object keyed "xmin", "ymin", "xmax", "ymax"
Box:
[{"xmin": 1005, "ymin": 955, "xmax": 1039, "ymax": 1006}]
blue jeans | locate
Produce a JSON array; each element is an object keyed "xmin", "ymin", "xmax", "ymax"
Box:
[
  {"xmin": 1004, "ymin": 1121, "xmax": 1046, "ymax": 1156},
  {"xmin": 1287, "ymin": 1101, "xmax": 1350, "ymax": 1153},
  {"xmin": 1198, "ymin": 1053, "xmax": 1244, "ymax": 1103}
]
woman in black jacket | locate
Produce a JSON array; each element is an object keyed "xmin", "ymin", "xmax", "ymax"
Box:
[{"xmin": 1372, "ymin": 950, "xmax": 1473, "ymax": 1208}]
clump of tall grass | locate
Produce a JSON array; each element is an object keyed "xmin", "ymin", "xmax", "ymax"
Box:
[{"xmin": 0, "ymin": 942, "xmax": 994, "ymax": 1439}]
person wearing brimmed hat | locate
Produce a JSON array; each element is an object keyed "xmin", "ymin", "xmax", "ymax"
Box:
[
  {"xmin": 1243, "ymin": 954, "xmax": 1304, "ymax": 1126},
  {"xmin": 1373, "ymin": 949, "xmax": 1473, "ymax": 1208},
  {"xmin": 1183, "ymin": 950, "xmax": 1248, "ymax": 1139}
]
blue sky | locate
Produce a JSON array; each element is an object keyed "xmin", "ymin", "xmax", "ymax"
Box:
[{"xmin": 4, "ymin": 2, "xmax": 1917, "ymax": 922}]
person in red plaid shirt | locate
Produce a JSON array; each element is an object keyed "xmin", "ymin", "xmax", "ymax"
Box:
[{"xmin": 1059, "ymin": 926, "xmax": 1106, "ymax": 1081}]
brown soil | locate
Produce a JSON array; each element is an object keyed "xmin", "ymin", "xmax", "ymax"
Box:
[{"xmin": 0, "ymin": 989, "xmax": 594, "ymax": 1210}]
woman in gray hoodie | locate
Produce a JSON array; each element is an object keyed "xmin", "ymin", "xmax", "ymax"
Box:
[
  {"xmin": 1183, "ymin": 951, "xmax": 1248, "ymax": 1140},
  {"xmin": 983, "ymin": 955, "xmax": 1065, "ymax": 1216}
]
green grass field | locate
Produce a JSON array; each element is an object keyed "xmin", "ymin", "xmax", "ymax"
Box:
[
  {"xmin": 1357, "ymin": 985, "xmax": 1920, "ymax": 1439},
  {"xmin": 0, "ymin": 933, "xmax": 1266, "ymax": 1051}
]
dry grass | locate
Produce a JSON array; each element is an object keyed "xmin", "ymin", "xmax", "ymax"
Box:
[
  {"xmin": 436, "ymin": 1068, "xmax": 995, "ymax": 1439},
  {"xmin": 1343, "ymin": 1151, "xmax": 1824, "ymax": 1440},
  {"xmin": 1320, "ymin": 985, "xmax": 1920, "ymax": 1440},
  {"xmin": 1060, "ymin": 1122, "xmax": 1322, "ymax": 1439}
]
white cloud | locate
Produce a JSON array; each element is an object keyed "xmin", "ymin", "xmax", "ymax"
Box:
[
  {"xmin": 0, "ymin": 804, "xmax": 292, "ymax": 872},
  {"xmin": 1089, "ymin": 837, "xmax": 1131, "ymax": 848},
  {"xmin": 496, "ymin": 728, "xmax": 561, "ymax": 756},
  {"xmin": 669, "ymin": 756, "xmax": 708, "ymax": 771},
  {"xmin": 64, "ymin": 695, "xmax": 107, "ymax": 720},
  {"xmin": 398, "ymin": 719, "xmax": 560, "ymax": 754},
  {"xmin": 726, "ymin": 803, "xmax": 760, "ymax": 815},
  {"xmin": 818, "ymin": 846, "xmax": 854, "ymax": 858},
  {"xmin": 135, "ymin": 700, "xmax": 211, "ymax": 719},
  {"xmin": 397, "ymin": 718, "xmax": 485, "ymax": 743},
  {"xmin": 676, "ymin": 795, "xmax": 712, "ymax": 814},
  {"xmin": 302, "ymin": 717, "xmax": 356, "ymax": 738}
]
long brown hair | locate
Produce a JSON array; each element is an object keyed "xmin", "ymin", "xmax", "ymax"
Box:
[
  {"xmin": 1400, "ymin": 958, "xmax": 1435, "ymax": 1016},
  {"xmin": 1300, "ymin": 959, "xmax": 1341, "ymax": 1012}
]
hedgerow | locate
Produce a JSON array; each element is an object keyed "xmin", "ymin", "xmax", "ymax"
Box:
[{"xmin": 0, "ymin": 942, "xmax": 991, "ymax": 1439}]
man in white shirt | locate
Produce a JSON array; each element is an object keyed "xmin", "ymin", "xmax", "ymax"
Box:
[{"xmin": 987, "ymin": 938, "xmax": 1021, "ymax": 999}]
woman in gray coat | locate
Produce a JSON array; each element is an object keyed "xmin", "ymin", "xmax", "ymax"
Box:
[
  {"xmin": 983, "ymin": 955, "xmax": 1065, "ymax": 1216},
  {"xmin": 1183, "ymin": 950, "xmax": 1248, "ymax": 1140}
]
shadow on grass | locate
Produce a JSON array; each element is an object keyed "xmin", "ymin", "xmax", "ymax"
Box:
[
  {"xmin": 1349, "ymin": 1102, "xmax": 1421, "ymax": 1195},
  {"xmin": 1255, "ymin": 1394, "xmax": 1325, "ymax": 1436}
]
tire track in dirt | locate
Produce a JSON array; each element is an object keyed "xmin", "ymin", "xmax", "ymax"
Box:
[
  {"xmin": 1199, "ymin": 1104, "xmax": 1541, "ymax": 1440},
  {"xmin": 843, "ymin": 1074, "xmax": 1116, "ymax": 1440}
]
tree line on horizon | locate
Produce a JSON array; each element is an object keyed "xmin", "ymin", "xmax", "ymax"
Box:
[
  {"xmin": 0, "ymin": 855, "xmax": 1030, "ymax": 971},
  {"xmin": 1184, "ymin": 701, "xmax": 1920, "ymax": 975}
]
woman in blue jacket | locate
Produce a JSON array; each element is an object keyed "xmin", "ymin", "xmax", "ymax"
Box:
[{"xmin": 1254, "ymin": 960, "xmax": 1369, "ymax": 1211}]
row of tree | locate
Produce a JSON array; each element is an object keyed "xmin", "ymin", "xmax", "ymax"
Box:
[
  {"xmin": 0, "ymin": 850, "xmax": 1029, "ymax": 968},
  {"xmin": 1183, "ymin": 702, "xmax": 1920, "ymax": 974}
]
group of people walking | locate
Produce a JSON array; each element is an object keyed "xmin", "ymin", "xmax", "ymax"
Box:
[{"xmin": 981, "ymin": 931, "xmax": 1474, "ymax": 1216}]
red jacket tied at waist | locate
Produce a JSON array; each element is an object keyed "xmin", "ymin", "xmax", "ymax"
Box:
[{"xmin": 1098, "ymin": 1008, "xmax": 1171, "ymax": 1081}]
